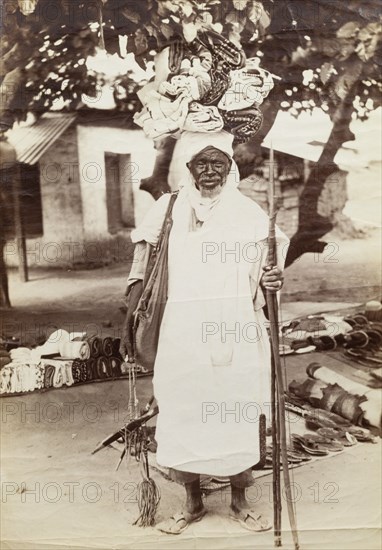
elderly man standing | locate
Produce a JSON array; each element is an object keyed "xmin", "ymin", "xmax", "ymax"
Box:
[{"xmin": 121, "ymin": 131, "xmax": 288, "ymax": 534}]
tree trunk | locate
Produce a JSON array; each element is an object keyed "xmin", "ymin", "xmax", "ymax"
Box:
[
  {"xmin": 139, "ymin": 137, "xmax": 175, "ymax": 199},
  {"xmin": 12, "ymin": 163, "xmax": 28, "ymax": 282},
  {"xmin": 285, "ymin": 87, "xmax": 357, "ymax": 267},
  {"xmin": 0, "ymin": 247, "xmax": 11, "ymax": 308}
]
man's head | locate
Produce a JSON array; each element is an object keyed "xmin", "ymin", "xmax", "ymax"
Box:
[{"xmin": 187, "ymin": 146, "xmax": 232, "ymax": 191}]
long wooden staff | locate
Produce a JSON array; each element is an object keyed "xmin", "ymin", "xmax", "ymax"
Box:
[{"xmin": 266, "ymin": 144, "xmax": 300, "ymax": 549}]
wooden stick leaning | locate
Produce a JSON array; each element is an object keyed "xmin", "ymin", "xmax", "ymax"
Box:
[
  {"xmin": 266, "ymin": 144, "xmax": 300, "ymax": 549},
  {"xmin": 271, "ymin": 356, "xmax": 282, "ymax": 545}
]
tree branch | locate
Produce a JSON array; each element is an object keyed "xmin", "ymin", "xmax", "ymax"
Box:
[{"xmin": 285, "ymin": 79, "xmax": 359, "ymax": 267}]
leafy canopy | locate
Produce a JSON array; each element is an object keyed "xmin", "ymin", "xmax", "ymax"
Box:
[{"xmin": 1, "ymin": 0, "xmax": 381, "ymax": 123}]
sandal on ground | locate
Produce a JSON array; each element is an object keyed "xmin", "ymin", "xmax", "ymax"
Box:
[
  {"xmin": 287, "ymin": 447, "xmax": 312, "ymax": 461},
  {"xmin": 307, "ymin": 335, "xmax": 337, "ymax": 351},
  {"xmin": 156, "ymin": 508, "xmax": 206, "ymax": 535},
  {"xmin": 316, "ymin": 427, "xmax": 357, "ymax": 447},
  {"xmin": 364, "ymin": 329, "xmax": 382, "ymax": 350},
  {"xmin": 291, "ymin": 434, "xmax": 328, "ymax": 456},
  {"xmin": 304, "ymin": 408, "xmax": 352, "ymax": 430},
  {"xmin": 370, "ymin": 367, "xmax": 382, "ymax": 382},
  {"xmin": 302, "ymin": 433, "xmax": 343, "ymax": 452},
  {"xmin": 266, "ymin": 445, "xmax": 309, "ymax": 463},
  {"xmin": 229, "ymin": 508, "xmax": 272, "ymax": 532},
  {"xmin": 344, "ymin": 330, "xmax": 369, "ymax": 349},
  {"xmin": 347, "ymin": 427, "xmax": 378, "ymax": 443},
  {"xmin": 343, "ymin": 314, "xmax": 369, "ymax": 327},
  {"xmin": 344, "ymin": 348, "xmax": 382, "ymax": 366}
]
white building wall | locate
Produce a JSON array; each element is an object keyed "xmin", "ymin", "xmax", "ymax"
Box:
[
  {"xmin": 5, "ymin": 125, "xmax": 157, "ymax": 268},
  {"xmin": 76, "ymin": 125, "xmax": 156, "ymax": 239}
]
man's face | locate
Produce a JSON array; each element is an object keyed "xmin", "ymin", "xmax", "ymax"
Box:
[{"xmin": 187, "ymin": 147, "xmax": 232, "ymax": 191}]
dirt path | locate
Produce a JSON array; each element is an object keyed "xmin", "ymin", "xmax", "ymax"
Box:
[
  {"xmin": 1, "ymin": 353, "xmax": 381, "ymax": 550},
  {"xmin": 2, "ymin": 230, "xmax": 381, "ymax": 345},
  {"xmin": 283, "ymin": 228, "xmax": 381, "ymax": 303},
  {"xmin": 1, "ymin": 230, "xmax": 381, "ymax": 550}
]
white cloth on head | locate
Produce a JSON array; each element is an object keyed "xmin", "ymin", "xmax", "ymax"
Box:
[
  {"xmin": 169, "ymin": 131, "xmax": 240, "ymax": 223},
  {"xmin": 131, "ymin": 131, "xmax": 241, "ymax": 243},
  {"xmin": 168, "ymin": 130, "xmax": 235, "ymax": 188}
]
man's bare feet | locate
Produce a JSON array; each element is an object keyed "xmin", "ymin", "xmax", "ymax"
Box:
[
  {"xmin": 157, "ymin": 479, "xmax": 206, "ymax": 535},
  {"xmin": 156, "ymin": 508, "xmax": 206, "ymax": 535},
  {"xmin": 185, "ymin": 478, "xmax": 204, "ymax": 515},
  {"xmin": 230, "ymin": 484, "xmax": 271, "ymax": 532}
]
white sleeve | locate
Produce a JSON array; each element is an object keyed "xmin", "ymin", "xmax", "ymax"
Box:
[
  {"xmin": 125, "ymin": 241, "xmax": 148, "ymax": 292},
  {"xmin": 130, "ymin": 193, "xmax": 171, "ymax": 246}
]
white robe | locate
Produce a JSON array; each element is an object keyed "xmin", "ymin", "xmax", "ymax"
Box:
[{"xmin": 130, "ymin": 186, "xmax": 289, "ymax": 476}]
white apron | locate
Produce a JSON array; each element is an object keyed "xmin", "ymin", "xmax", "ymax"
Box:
[{"xmin": 149, "ymin": 189, "xmax": 288, "ymax": 476}]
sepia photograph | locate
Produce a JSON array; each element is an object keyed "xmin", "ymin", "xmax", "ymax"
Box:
[{"xmin": 1, "ymin": 1, "xmax": 381, "ymax": 549}]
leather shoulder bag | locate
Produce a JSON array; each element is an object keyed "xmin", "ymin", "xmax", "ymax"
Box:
[{"xmin": 133, "ymin": 192, "xmax": 178, "ymax": 371}]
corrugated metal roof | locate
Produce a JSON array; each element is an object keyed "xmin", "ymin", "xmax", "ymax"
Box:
[{"xmin": 6, "ymin": 113, "xmax": 76, "ymax": 165}]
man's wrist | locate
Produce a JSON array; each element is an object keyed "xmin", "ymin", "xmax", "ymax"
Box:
[{"xmin": 126, "ymin": 278, "xmax": 143, "ymax": 295}]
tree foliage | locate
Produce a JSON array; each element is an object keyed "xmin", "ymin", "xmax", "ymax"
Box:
[
  {"xmin": 258, "ymin": 1, "xmax": 381, "ymax": 122},
  {"xmin": 1, "ymin": 0, "xmax": 381, "ymax": 125},
  {"xmin": 1, "ymin": 0, "xmax": 381, "ymax": 265}
]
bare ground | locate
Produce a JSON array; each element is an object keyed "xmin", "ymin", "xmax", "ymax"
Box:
[{"xmin": 1, "ymin": 229, "xmax": 381, "ymax": 550}]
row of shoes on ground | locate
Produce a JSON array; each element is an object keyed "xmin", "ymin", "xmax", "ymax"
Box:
[{"xmin": 0, "ymin": 356, "xmax": 148, "ymax": 395}]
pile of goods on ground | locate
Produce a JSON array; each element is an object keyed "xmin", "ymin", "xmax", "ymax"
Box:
[
  {"xmin": 280, "ymin": 303, "xmax": 382, "ymax": 373},
  {"xmin": 0, "ymin": 330, "xmax": 147, "ymax": 395}
]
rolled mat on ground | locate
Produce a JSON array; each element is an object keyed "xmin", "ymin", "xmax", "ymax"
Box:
[
  {"xmin": 0, "ymin": 356, "xmax": 11, "ymax": 368},
  {"xmin": 30, "ymin": 330, "xmax": 86, "ymax": 362},
  {"xmin": 87, "ymin": 336, "xmax": 102, "ymax": 358},
  {"xmin": 0, "ymin": 337, "xmax": 124, "ymax": 395},
  {"xmin": 96, "ymin": 356, "xmax": 110, "ymax": 379},
  {"xmin": 289, "ymin": 363, "xmax": 381, "ymax": 428},
  {"xmin": 59, "ymin": 340, "xmax": 90, "ymax": 361},
  {"xmin": 112, "ymin": 338, "xmax": 121, "ymax": 357},
  {"xmin": 101, "ymin": 337, "xmax": 114, "ymax": 357}
]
